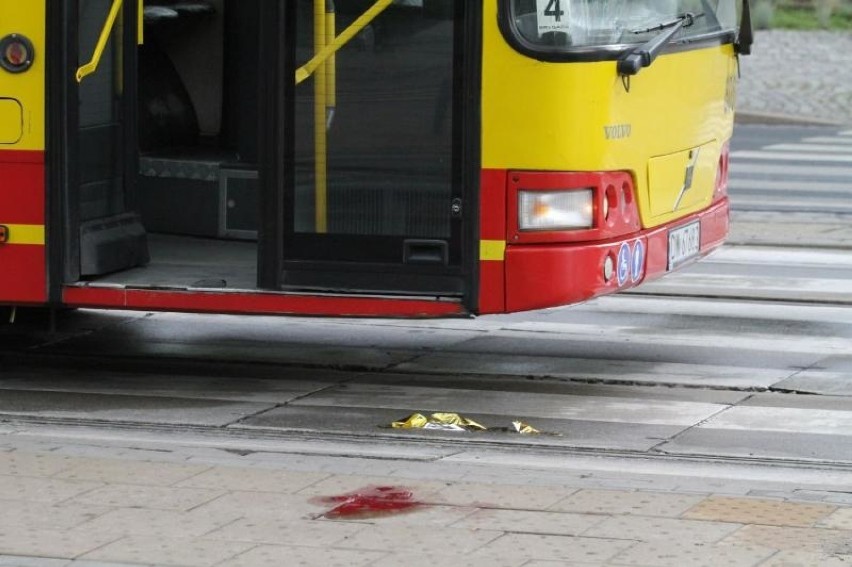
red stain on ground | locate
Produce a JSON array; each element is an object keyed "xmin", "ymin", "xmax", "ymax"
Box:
[{"xmin": 316, "ymin": 485, "xmax": 422, "ymax": 519}]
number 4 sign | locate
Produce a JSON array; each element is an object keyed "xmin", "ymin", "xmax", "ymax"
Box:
[{"xmin": 536, "ymin": 0, "xmax": 571, "ymax": 35}]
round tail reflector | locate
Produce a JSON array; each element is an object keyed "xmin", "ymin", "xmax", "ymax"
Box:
[
  {"xmin": 1, "ymin": 34, "xmax": 35, "ymax": 73},
  {"xmin": 603, "ymin": 254, "xmax": 615, "ymax": 282}
]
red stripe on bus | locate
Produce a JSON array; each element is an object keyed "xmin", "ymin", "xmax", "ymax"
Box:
[
  {"xmin": 0, "ymin": 150, "xmax": 45, "ymax": 225},
  {"xmin": 0, "ymin": 150, "xmax": 45, "ymax": 164},
  {"xmin": 477, "ymin": 260, "xmax": 505, "ymax": 314},
  {"xmin": 478, "ymin": 169, "xmax": 508, "ymax": 314},
  {"xmin": 62, "ymin": 287, "xmax": 468, "ymax": 318},
  {"xmin": 0, "ymin": 244, "xmax": 46, "ymax": 304},
  {"xmin": 480, "ymin": 169, "xmax": 507, "ymax": 241}
]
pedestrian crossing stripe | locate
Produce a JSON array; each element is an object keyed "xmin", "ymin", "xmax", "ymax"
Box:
[
  {"xmin": 730, "ymin": 163, "xmax": 852, "ymax": 177},
  {"xmin": 731, "ymin": 196, "xmax": 851, "ymax": 209},
  {"xmin": 732, "ymin": 151, "xmax": 852, "ymax": 163},
  {"xmin": 766, "ymin": 143, "xmax": 852, "ymax": 153},
  {"xmin": 729, "ymin": 179, "xmax": 849, "ymax": 192},
  {"xmin": 729, "ymin": 129, "xmax": 852, "ymax": 214},
  {"xmin": 803, "ymin": 136, "xmax": 852, "ymax": 144}
]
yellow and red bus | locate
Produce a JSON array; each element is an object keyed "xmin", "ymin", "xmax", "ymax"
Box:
[{"xmin": 0, "ymin": 0, "xmax": 751, "ymax": 318}]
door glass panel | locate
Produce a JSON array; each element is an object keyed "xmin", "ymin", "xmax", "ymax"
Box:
[
  {"xmin": 294, "ymin": 0, "xmax": 457, "ymax": 240},
  {"xmin": 78, "ymin": 0, "xmax": 125, "ymax": 221}
]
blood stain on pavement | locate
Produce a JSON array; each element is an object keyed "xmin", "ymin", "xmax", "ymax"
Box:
[{"xmin": 315, "ymin": 485, "xmax": 423, "ymax": 519}]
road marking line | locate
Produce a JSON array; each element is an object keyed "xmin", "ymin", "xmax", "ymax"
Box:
[
  {"xmin": 584, "ymin": 294, "xmax": 852, "ymax": 323},
  {"xmin": 765, "ymin": 143, "xmax": 852, "ymax": 154},
  {"xmin": 701, "ymin": 406, "xmax": 852, "ymax": 435},
  {"xmin": 733, "ymin": 151, "xmax": 852, "ymax": 163},
  {"xmin": 707, "ymin": 246, "xmax": 852, "ymax": 266},
  {"xmin": 729, "ymin": 178, "xmax": 851, "ymax": 192},
  {"xmin": 731, "ymin": 196, "xmax": 852, "ymax": 211},
  {"xmin": 803, "ymin": 136, "xmax": 852, "ymax": 144},
  {"xmin": 729, "ymin": 163, "xmax": 852, "ymax": 177}
]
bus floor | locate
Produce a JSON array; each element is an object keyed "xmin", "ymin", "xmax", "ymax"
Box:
[{"xmin": 88, "ymin": 233, "xmax": 258, "ymax": 290}]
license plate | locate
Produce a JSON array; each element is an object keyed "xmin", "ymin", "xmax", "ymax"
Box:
[{"xmin": 668, "ymin": 221, "xmax": 700, "ymax": 270}]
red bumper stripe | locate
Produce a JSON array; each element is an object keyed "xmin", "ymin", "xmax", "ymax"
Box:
[{"xmin": 62, "ymin": 286, "xmax": 467, "ymax": 318}]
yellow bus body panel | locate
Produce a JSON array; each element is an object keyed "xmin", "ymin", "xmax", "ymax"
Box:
[
  {"xmin": 482, "ymin": 2, "xmax": 737, "ymax": 229},
  {"xmin": 0, "ymin": 98, "xmax": 23, "ymax": 144},
  {"xmin": 0, "ymin": 1, "xmax": 46, "ymax": 151}
]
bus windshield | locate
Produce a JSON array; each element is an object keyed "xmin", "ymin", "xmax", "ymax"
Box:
[{"xmin": 505, "ymin": 0, "xmax": 739, "ymax": 55}]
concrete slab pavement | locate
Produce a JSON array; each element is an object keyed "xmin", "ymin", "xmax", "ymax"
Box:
[{"xmin": 2, "ymin": 429, "xmax": 852, "ymax": 567}]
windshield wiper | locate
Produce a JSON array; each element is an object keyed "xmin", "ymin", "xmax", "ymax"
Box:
[{"xmin": 617, "ymin": 12, "xmax": 704, "ymax": 77}]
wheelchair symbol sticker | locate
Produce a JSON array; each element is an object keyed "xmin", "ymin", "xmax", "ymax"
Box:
[{"xmin": 617, "ymin": 242, "xmax": 630, "ymax": 286}]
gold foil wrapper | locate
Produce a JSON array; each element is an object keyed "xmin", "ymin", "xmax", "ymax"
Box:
[
  {"xmin": 512, "ymin": 421, "xmax": 541, "ymax": 435},
  {"xmin": 390, "ymin": 413, "xmax": 538, "ymax": 434},
  {"xmin": 391, "ymin": 412, "xmax": 486, "ymax": 431}
]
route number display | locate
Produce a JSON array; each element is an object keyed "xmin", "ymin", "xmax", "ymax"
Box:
[{"xmin": 536, "ymin": 0, "xmax": 571, "ymax": 35}]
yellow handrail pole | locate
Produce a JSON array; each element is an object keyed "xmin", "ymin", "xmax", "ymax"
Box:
[
  {"xmin": 295, "ymin": 0, "xmax": 393, "ymax": 85},
  {"xmin": 138, "ymin": 0, "xmax": 144, "ymax": 45},
  {"xmin": 76, "ymin": 0, "xmax": 124, "ymax": 83},
  {"xmin": 325, "ymin": 2, "xmax": 336, "ymax": 125},
  {"xmin": 314, "ymin": 0, "xmax": 328, "ymax": 233}
]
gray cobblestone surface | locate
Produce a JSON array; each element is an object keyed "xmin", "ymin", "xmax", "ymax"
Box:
[{"xmin": 737, "ymin": 30, "xmax": 852, "ymax": 125}]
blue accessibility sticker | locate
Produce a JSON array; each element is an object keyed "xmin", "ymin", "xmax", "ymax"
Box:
[
  {"xmin": 617, "ymin": 242, "xmax": 631, "ymax": 286},
  {"xmin": 631, "ymin": 240, "xmax": 645, "ymax": 283}
]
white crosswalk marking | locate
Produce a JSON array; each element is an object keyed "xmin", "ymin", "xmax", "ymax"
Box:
[
  {"xmin": 803, "ymin": 136, "xmax": 852, "ymax": 144},
  {"xmin": 766, "ymin": 143, "xmax": 852, "ymax": 153},
  {"xmin": 632, "ymin": 244, "xmax": 852, "ymax": 304},
  {"xmin": 733, "ymin": 151, "xmax": 852, "ymax": 163},
  {"xmin": 733, "ymin": 196, "xmax": 852, "ymax": 209},
  {"xmin": 282, "ymin": 262, "xmax": 852, "ymax": 461},
  {"xmin": 730, "ymin": 163, "xmax": 852, "ymax": 177},
  {"xmin": 729, "ymin": 128, "xmax": 852, "ymax": 214},
  {"xmin": 730, "ymin": 178, "xmax": 849, "ymax": 192}
]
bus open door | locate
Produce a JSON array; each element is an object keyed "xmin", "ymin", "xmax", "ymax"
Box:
[{"xmin": 56, "ymin": 0, "xmax": 478, "ymax": 317}]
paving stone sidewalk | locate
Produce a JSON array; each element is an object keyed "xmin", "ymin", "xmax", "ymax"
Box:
[
  {"xmin": 737, "ymin": 30, "xmax": 852, "ymax": 125},
  {"xmin": 2, "ymin": 440, "xmax": 852, "ymax": 567}
]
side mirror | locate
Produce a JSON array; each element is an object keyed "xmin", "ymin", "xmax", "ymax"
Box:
[{"xmin": 736, "ymin": 0, "xmax": 753, "ymax": 55}]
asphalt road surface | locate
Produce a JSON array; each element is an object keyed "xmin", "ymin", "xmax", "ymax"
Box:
[{"xmin": 1, "ymin": 124, "xmax": 850, "ymax": 469}]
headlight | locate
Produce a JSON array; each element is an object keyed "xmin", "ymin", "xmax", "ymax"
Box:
[{"xmin": 518, "ymin": 189, "xmax": 594, "ymax": 231}]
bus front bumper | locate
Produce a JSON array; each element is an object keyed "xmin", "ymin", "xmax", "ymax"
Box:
[{"xmin": 503, "ymin": 198, "xmax": 729, "ymax": 312}]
